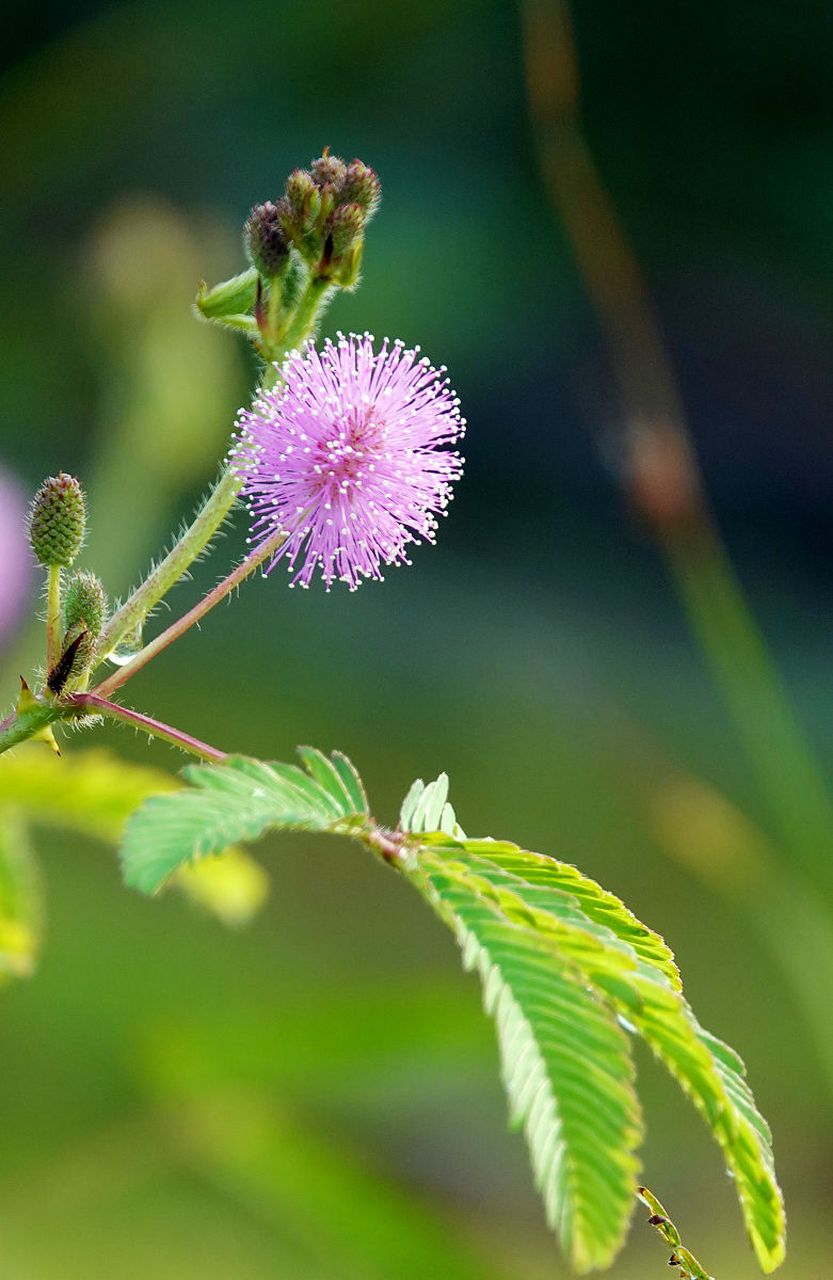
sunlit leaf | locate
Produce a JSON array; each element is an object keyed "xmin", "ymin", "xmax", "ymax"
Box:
[
  {"xmin": 412, "ymin": 854, "xmax": 642, "ymax": 1272},
  {"xmin": 121, "ymin": 749, "xmax": 371, "ymax": 894},
  {"xmin": 117, "ymin": 748, "xmax": 786, "ymax": 1271},
  {"xmin": 409, "ymin": 836, "xmax": 785, "ymax": 1272}
]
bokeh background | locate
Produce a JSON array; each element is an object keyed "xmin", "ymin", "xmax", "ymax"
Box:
[{"xmin": 2, "ymin": 1, "xmax": 832, "ymax": 1275}]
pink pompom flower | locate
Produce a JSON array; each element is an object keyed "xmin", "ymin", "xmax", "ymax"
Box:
[{"xmin": 233, "ymin": 332, "xmax": 465, "ymax": 590}]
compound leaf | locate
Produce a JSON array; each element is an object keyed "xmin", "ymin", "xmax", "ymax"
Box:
[{"xmin": 121, "ymin": 749, "xmax": 371, "ymax": 894}]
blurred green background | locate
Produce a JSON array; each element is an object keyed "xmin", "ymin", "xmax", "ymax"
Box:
[{"xmin": 2, "ymin": 1, "xmax": 833, "ymax": 1275}]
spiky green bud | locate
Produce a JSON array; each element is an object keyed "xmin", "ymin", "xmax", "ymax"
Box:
[
  {"xmin": 64, "ymin": 570, "xmax": 107, "ymax": 638},
  {"xmin": 341, "ymin": 160, "xmax": 381, "ymax": 217},
  {"xmin": 244, "ymin": 202, "xmax": 290, "ymax": 278},
  {"xmin": 29, "ymin": 473, "xmax": 86, "ymax": 567}
]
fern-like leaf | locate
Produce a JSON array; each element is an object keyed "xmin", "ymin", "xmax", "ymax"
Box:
[
  {"xmin": 117, "ymin": 751, "xmax": 785, "ymax": 1272},
  {"xmin": 438, "ymin": 838, "xmax": 680, "ymax": 989},
  {"xmin": 412, "ymin": 856, "xmax": 643, "ymax": 1272},
  {"xmin": 399, "ymin": 773, "xmax": 465, "ymax": 838},
  {"xmin": 121, "ymin": 748, "xmax": 370, "ymax": 893},
  {"xmin": 410, "ymin": 835, "xmax": 784, "ymax": 1272}
]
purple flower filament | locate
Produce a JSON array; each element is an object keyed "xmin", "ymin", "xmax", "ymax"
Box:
[{"xmin": 234, "ymin": 333, "xmax": 465, "ymax": 590}]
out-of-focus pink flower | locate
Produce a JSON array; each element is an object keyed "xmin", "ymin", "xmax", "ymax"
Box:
[
  {"xmin": 0, "ymin": 467, "xmax": 31, "ymax": 643},
  {"xmin": 234, "ymin": 333, "xmax": 465, "ymax": 590}
]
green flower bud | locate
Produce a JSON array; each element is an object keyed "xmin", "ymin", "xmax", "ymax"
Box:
[
  {"xmin": 340, "ymin": 160, "xmax": 381, "ymax": 217},
  {"xmin": 64, "ymin": 570, "xmax": 107, "ymax": 638},
  {"xmin": 310, "ymin": 150, "xmax": 346, "ymax": 191},
  {"xmin": 333, "ymin": 237, "xmax": 364, "ymax": 289},
  {"xmin": 243, "ymin": 202, "xmax": 290, "ymax": 278},
  {"xmin": 330, "ymin": 202, "xmax": 367, "ymax": 259},
  {"xmin": 29, "ymin": 473, "xmax": 86, "ymax": 567},
  {"xmin": 47, "ymin": 622, "xmax": 94, "ymax": 695},
  {"xmin": 284, "ymin": 169, "xmax": 320, "ymax": 232}
]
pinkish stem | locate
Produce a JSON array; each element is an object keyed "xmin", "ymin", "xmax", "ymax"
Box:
[{"xmin": 68, "ymin": 693, "xmax": 227, "ymax": 763}]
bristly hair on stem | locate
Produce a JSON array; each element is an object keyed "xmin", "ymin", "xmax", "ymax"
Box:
[
  {"xmin": 68, "ymin": 693, "xmax": 227, "ymax": 762},
  {"xmin": 93, "ymin": 525, "xmax": 288, "ymax": 699}
]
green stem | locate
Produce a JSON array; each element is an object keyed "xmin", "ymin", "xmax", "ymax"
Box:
[
  {"xmin": 0, "ymin": 688, "xmax": 226, "ymax": 762},
  {"xmin": 270, "ymin": 275, "xmax": 334, "ymax": 361},
  {"xmin": 637, "ymin": 1187, "xmax": 713, "ymax": 1279},
  {"xmin": 93, "ymin": 466, "xmax": 242, "ymax": 668},
  {"xmin": 92, "ymin": 526, "xmax": 287, "ymax": 699},
  {"xmin": 93, "ymin": 269, "xmax": 337, "ymax": 661},
  {"xmin": 92, "ymin": 278, "xmax": 331, "ymax": 669},
  {"xmin": 0, "ymin": 700, "xmax": 63, "ymax": 756},
  {"xmin": 46, "ymin": 564, "xmax": 62, "ymax": 671}
]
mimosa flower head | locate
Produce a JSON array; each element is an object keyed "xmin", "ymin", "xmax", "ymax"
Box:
[{"xmin": 234, "ymin": 332, "xmax": 465, "ymax": 590}]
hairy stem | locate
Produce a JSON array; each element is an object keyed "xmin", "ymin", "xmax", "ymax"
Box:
[
  {"xmin": 92, "ymin": 270, "xmax": 335, "ymax": 660},
  {"xmin": 93, "ymin": 466, "xmax": 242, "ymax": 667},
  {"xmin": 0, "ymin": 687, "xmax": 227, "ymax": 762},
  {"xmin": 270, "ymin": 275, "xmax": 334, "ymax": 363},
  {"xmin": 68, "ymin": 693, "xmax": 227, "ymax": 762},
  {"xmin": 0, "ymin": 699, "xmax": 64, "ymax": 756},
  {"xmin": 93, "ymin": 526, "xmax": 287, "ymax": 699},
  {"xmin": 46, "ymin": 564, "xmax": 62, "ymax": 671}
]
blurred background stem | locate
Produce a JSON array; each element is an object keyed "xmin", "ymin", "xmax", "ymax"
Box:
[
  {"xmin": 522, "ymin": 0, "xmax": 833, "ymax": 1095},
  {"xmin": 665, "ymin": 525, "xmax": 833, "ymax": 900}
]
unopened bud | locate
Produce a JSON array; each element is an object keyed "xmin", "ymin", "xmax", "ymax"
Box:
[
  {"xmin": 284, "ymin": 169, "xmax": 320, "ymax": 228},
  {"xmin": 29, "ymin": 473, "xmax": 86, "ymax": 567},
  {"xmin": 330, "ymin": 202, "xmax": 367, "ymax": 259},
  {"xmin": 341, "ymin": 160, "xmax": 381, "ymax": 217},
  {"xmin": 310, "ymin": 150, "xmax": 346, "ymax": 191},
  {"xmin": 244, "ymin": 202, "xmax": 290, "ymax": 278},
  {"xmin": 333, "ymin": 237, "xmax": 364, "ymax": 289},
  {"xmin": 64, "ymin": 570, "xmax": 107, "ymax": 638}
]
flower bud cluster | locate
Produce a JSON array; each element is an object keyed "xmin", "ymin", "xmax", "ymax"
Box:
[
  {"xmin": 276, "ymin": 149, "xmax": 381, "ymax": 287},
  {"xmin": 198, "ymin": 150, "xmax": 382, "ymax": 358}
]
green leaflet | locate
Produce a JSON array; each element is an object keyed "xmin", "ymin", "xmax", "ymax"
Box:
[
  {"xmin": 120, "ymin": 749, "xmax": 370, "ymax": 893},
  {"xmin": 443, "ymin": 838, "xmax": 680, "ymax": 990},
  {"xmin": 413, "ymin": 857, "xmax": 643, "ymax": 1272},
  {"xmin": 399, "ymin": 774, "xmax": 465, "ymax": 839},
  {"xmin": 118, "ymin": 752, "xmax": 786, "ymax": 1273}
]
